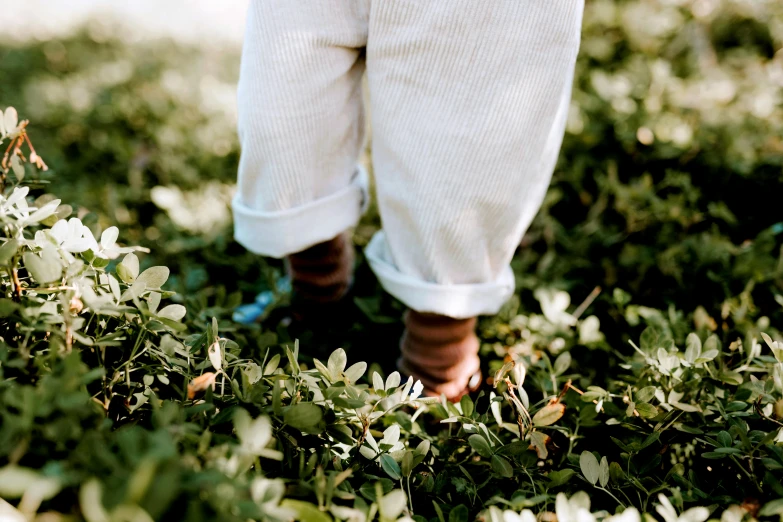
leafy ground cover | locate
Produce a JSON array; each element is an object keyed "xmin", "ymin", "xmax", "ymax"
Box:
[{"xmin": 2, "ymin": 0, "xmax": 783, "ymax": 520}]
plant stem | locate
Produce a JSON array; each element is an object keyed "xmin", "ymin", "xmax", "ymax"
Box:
[
  {"xmin": 10, "ymin": 266, "xmax": 22, "ymax": 301},
  {"xmin": 599, "ymin": 486, "xmax": 627, "ymax": 509}
]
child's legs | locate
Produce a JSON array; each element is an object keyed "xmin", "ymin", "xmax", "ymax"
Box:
[
  {"xmin": 366, "ymin": 0, "xmax": 584, "ymax": 319},
  {"xmin": 232, "ymin": 0, "xmax": 369, "ymax": 259}
]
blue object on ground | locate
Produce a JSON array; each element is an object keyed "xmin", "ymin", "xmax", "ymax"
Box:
[{"xmin": 232, "ymin": 276, "xmax": 292, "ymax": 325}]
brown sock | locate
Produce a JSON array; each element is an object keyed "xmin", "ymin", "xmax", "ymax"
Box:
[
  {"xmin": 398, "ymin": 310, "xmax": 481, "ymax": 401},
  {"xmin": 287, "ymin": 233, "xmax": 354, "ymax": 310}
]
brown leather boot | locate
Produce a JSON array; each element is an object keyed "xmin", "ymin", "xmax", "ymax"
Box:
[
  {"xmin": 398, "ymin": 310, "xmax": 482, "ymax": 402},
  {"xmin": 287, "ymin": 232, "xmax": 354, "ymax": 320}
]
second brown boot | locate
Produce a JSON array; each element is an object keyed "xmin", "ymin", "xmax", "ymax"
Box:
[{"xmin": 398, "ymin": 310, "xmax": 481, "ymax": 402}]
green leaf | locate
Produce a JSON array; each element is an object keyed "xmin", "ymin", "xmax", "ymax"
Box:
[
  {"xmin": 380, "ymin": 453, "xmax": 402, "ymax": 480},
  {"xmin": 759, "ymin": 499, "xmax": 783, "ymax": 517},
  {"xmin": 284, "ymin": 403, "xmax": 323, "ymax": 432},
  {"xmin": 468, "ymin": 434, "xmax": 492, "ymax": 458},
  {"xmin": 373, "ymin": 372, "xmax": 385, "ymax": 391},
  {"xmin": 640, "ymin": 327, "xmax": 659, "ymax": 352},
  {"xmin": 120, "ymin": 253, "xmax": 140, "ymax": 282},
  {"xmin": 264, "ymin": 354, "xmax": 281, "ymax": 375},
  {"xmin": 532, "ymin": 402, "xmax": 565, "ymax": 426},
  {"xmin": 599, "ymin": 456, "xmax": 609, "ymax": 487},
  {"xmin": 116, "ymin": 263, "xmax": 133, "ymax": 284},
  {"xmin": 490, "ymin": 454, "xmax": 513, "ymax": 478},
  {"xmin": 635, "ymin": 402, "xmax": 659, "ymax": 418},
  {"xmin": 327, "ymin": 425, "xmax": 354, "ymax": 446},
  {"xmin": 639, "ymin": 431, "xmax": 661, "ymax": 450},
  {"xmin": 529, "ymin": 431, "xmax": 549, "ymax": 459},
  {"xmin": 313, "ymin": 358, "xmax": 332, "ymax": 381},
  {"xmin": 279, "ymin": 500, "xmax": 331, "ymax": 522},
  {"xmin": 635, "ymin": 386, "xmax": 656, "ymax": 403},
  {"xmin": 272, "ymin": 380, "xmax": 283, "ymax": 417},
  {"xmin": 609, "ymin": 462, "xmax": 625, "ymax": 483},
  {"xmin": 718, "ymin": 371, "xmax": 743, "ymax": 385},
  {"xmin": 415, "ymin": 440, "xmax": 430, "ymax": 456},
  {"xmin": 146, "ymin": 292, "xmax": 161, "ymax": 315},
  {"xmin": 80, "ymin": 479, "xmax": 110, "ymax": 522},
  {"xmin": 460, "ymin": 395, "xmax": 474, "ymax": 417},
  {"xmin": 359, "ymin": 479, "xmax": 393, "ymax": 501},
  {"xmin": 0, "ymin": 299, "xmax": 18, "ymax": 318},
  {"xmin": 327, "ymin": 348, "xmax": 347, "ymax": 377},
  {"xmin": 449, "ymin": 505, "xmax": 469, "ymax": 522},
  {"xmin": 554, "ymin": 351, "xmax": 571, "ymax": 375},
  {"xmin": 401, "ymin": 450, "xmax": 414, "ymax": 477},
  {"xmin": 343, "ymin": 361, "xmax": 366, "ymax": 383},
  {"xmin": 611, "ymin": 437, "xmax": 632, "ymax": 452},
  {"xmin": 378, "ymin": 489, "xmax": 407, "ymax": 520},
  {"xmin": 433, "ymin": 501, "xmax": 446, "ymax": 522},
  {"xmin": 704, "ymin": 334, "xmax": 721, "ymax": 354},
  {"xmin": 674, "ymin": 424, "xmax": 703, "ymax": 435},
  {"xmin": 685, "ymin": 333, "xmax": 702, "ymax": 364},
  {"xmin": 547, "ymin": 468, "xmax": 575, "ymax": 487},
  {"xmin": 11, "ymin": 154, "xmax": 24, "ymax": 181},
  {"xmin": 107, "ymin": 274, "xmax": 121, "ymax": 301},
  {"xmin": 0, "ymin": 239, "xmax": 20, "ymax": 265},
  {"xmin": 579, "ymin": 451, "xmax": 600, "ymax": 485},
  {"xmin": 23, "ymin": 248, "xmax": 62, "ymax": 284},
  {"xmin": 136, "ymin": 266, "xmax": 169, "ymax": 289},
  {"xmin": 157, "ymin": 304, "xmax": 186, "ymax": 321},
  {"xmin": 701, "ymin": 452, "xmax": 727, "ymax": 459},
  {"xmin": 717, "ymin": 430, "xmax": 732, "ymax": 447},
  {"xmin": 713, "ymin": 447, "xmax": 742, "ymax": 455}
]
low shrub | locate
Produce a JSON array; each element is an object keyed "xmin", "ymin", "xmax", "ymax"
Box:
[
  {"xmin": 2, "ymin": 0, "xmax": 783, "ymax": 519},
  {"xmin": 2, "ymin": 106, "xmax": 783, "ymax": 521}
]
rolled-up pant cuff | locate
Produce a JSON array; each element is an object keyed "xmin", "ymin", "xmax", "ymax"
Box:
[
  {"xmin": 365, "ymin": 231, "xmax": 515, "ymax": 319},
  {"xmin": 232, "ymin": 166, "xmax": 369, "ymax": 258}
]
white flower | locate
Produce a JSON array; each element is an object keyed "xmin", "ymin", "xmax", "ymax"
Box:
[
  {"xmin": 1, "ymin": 186, "xmax": 29, "ymax": 213},
  {"xmin": 45, "ymin": 219, "xmax": 138, "ymax": 260},
  {"xmin": 359, "ymin": 431, "xmax": 381, "ymax": 460},
  {"xmin": 502, "ymin": 509, "xmax": 537, "ymax": 522},
  {"xmin": 50, "ymin": 218, "xmax": 97, "ymax": 253},
  {"xmin": 512, "ymin": 362, "xmax": 526, "ymax": 386},
  {"xmin": 237, "ymin": 414, "xmax": 272, "ymax": 455},
  {"xmin": 410, "ymin": 380, "xmax": 424, "ymax": 401},
  {"xmin": 93, "ymin": 226, "xmax": 137, "ymax": 259},
  {"xmin": 235, "ymin": 410, "xmax": 282, "ymax": 461},
  {"xmin": 720, "ymin": 506, "xmax": 747, "ymax": 522},
  {"xmin": 359, "ymin": 425, "xmax": 404, "ymax": 461},
  {"xmin": 555, "ymin": 492, "xmax": 595, "ymax": 522},
  {"xmin": 606, "ymin": 507, "xmax": 641, "ymax": 522},
  {"xmin": 1, "ymin": 187, "xmax": 60, "ymax": 228},
  {"xmin": 379, "ymin": 424, "xmax": 404, "ymax": 452},
  {"xmin": 1, "ymin": 107, "xmax": 22, "ymax": 139},
  {"xmin": 761, "ymin": 333, "xmax": 783, "ymax": 363},
  {"xmin": 331, "ymin": 443, "xmax": 352, "ymax": 460},
  {"xmin": 655, "ymin": 494, "xmax": 709, "ymax": 522},
  {"xmin": 534, "ymin": 288, "xmax": 577, "ymax": 327},
  {"xmin": 385, "ymin": 371, "xmax": 401, "ymax": 390},
  {"xmin": 0, "ymin": 498, "xmax": 26, "ymax": 522},
  {"xmin": 208, "ymin": 341, "xmax": 222, "ymax": 371}
]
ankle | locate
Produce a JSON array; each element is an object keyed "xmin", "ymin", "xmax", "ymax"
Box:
[
  {"xmin": 287, "ymin": 233, "xmax": 354, "ymax": 305},
  {"xmin": 399, "ymin": 310, "xmax": 480, "ymax": 400}
]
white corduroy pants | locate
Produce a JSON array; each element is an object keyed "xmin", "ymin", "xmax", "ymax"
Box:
[{"xmin": 232, "ymin": 0, "xmax": 584, "ymax": 319}]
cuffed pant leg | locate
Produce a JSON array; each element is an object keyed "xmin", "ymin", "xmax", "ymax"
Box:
[
  {"xmin": 366, "ymin": 0, "xmax": 584, "ymax": 318},
  {"xmin": 233, "ymin": 0, "xmax": 370, "ymax": 258}
]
